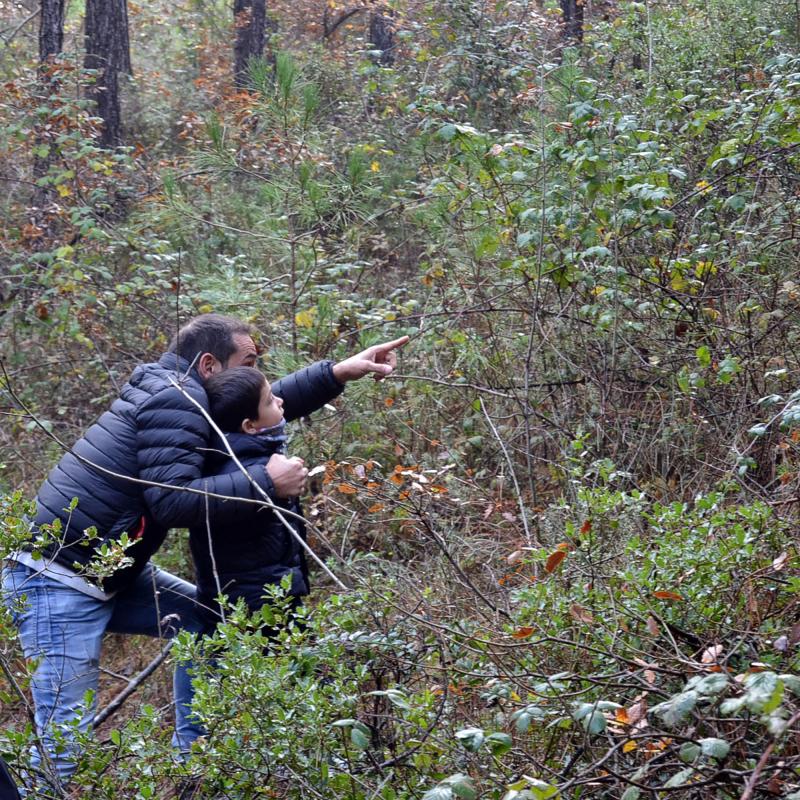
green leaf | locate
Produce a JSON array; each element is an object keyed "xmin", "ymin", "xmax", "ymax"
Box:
[
  {"xmin": 664, "ymin": 768, "xmax": 695, "ymax": 788},
  {"xmin": 651, "ymin": 690, "xmax": 697, "ymax": 727},
  {"xmin": 699, "ymin": 737, "xmax": 730, "ymax": 759},
  {"xmin": 448, "ymin": 774, "xmax": 477, "ymax": 800},
  {"xmin": 486, "ymin": 732, "xmax": 513, "ymax": 756},
  {"xmin": 696, "ymin": 345, "xmax": 711, "ymax": 368},
  {"xmin": 620, "ymin": 788, "xmax": 640, "ymax": 800},
  {"xmin": 351, "ymin": 721, "xmax": 371, "ymax": 749},
  {"xmin": 572, "ymin": 703, "xmax": 606, "ymax": 735},
  {"xmin": 679, "ymin": 741, "xmax": 700, "ymax": 763},
  {"xmin": 455, "ymin": 727, "xmax": 485, "ymax": 752},
  {"xmin": 423, "ymin": 786, "xmax": 453, "ymax": 800}
]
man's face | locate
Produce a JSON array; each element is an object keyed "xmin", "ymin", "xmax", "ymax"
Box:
[{"xmin": 223, "ymin": 334, "xmax": 259, "ymax": 370}]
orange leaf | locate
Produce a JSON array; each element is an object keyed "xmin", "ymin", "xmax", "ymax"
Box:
[
  {"xmin": 615, "ymin": 708, "xmax": 630, "ymax": 725},
  {"xmin": 545, "ymin": 550, "xmax": 566, "ymax": 573},
  {"xmin": 556, "ymin": 541, "xmax": 572, "ymax": 552},
  {"xmin": 653, "ymin": 591, "xmax": 683, "ymax": 601},
  {"xmin": 385, "ymin": 397, "xmax": 395, "ymax": 407},
  {"xmin": 512, "ymin": 626, "xmax": 534, "ymax": 639},
  {"xmin": 389, "ymin": 473, "xmax": 404, "ymax": 485},
  {"xmin": 580, "ymin": 520, "xmax": 592, "ymax": 534},
  {"xmin": 337, "ymin": 483, "xmax": 357, "ymax": 494},
  {"xmin": 367, "ymin": 503, "xmax": 384, "ymax": 513}
]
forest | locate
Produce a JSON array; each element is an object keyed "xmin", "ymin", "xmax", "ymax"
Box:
[{"xmin": 1, "ymin": 0, "xmax": 799, "ymax": 797}]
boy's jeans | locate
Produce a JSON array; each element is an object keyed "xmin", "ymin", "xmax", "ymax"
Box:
[{"xmin": 1, "ymin": 560, "xmax": 206, "ymax": 791}]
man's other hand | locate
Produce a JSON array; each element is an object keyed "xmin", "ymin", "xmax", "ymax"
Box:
[
  {"xmin": 266, "ymin": 455, "xmax": 308, "ymax": 498},
  {"xmin": 332, "ymin": 335, "xmax": 410, "ymax": 383}
]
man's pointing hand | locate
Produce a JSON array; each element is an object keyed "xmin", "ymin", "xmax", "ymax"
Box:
[{"xmin": 332, "ymin": 335, "xmax": 410, "ymax": 383}]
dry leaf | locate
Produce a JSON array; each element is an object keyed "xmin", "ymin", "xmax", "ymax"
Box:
[
  {"xmin": 580, "ymin": 520, "xmax": 592, "ymax": 534},
  {"xmin": 646, "ymin": 616, "xmax": 661, "ymax": 637},
  {"xmin": 337, "ymin": 483, "xmax": 357, "ymax": 494},
  {"xmin": 512, "ymin": 626, "xmax": 534, "ymax": 639},
  {"xmin": 701, "ymin": 644, "xmax": 724, "ymax": 664},
  {"xmin": 772, "ymin": 552, "xmax": 788, "ymax": 571},
  {"xmin": 622, "ymin": 740, "xmax": 637, "ymax": 753},
  {"xmin": 545, "ymin": 550, "xmax": 566, "ymax": 573},
  {"xmin": 569, "ymin": 603, "xmax": 595, "ymax": 624},
  {"xmin": 507, "ymin": 550, "xmax": 525, "ymax": 565},
  {"xmin": 644, "ymin": 669, "xmax": 656, "ymax": 685},
  {"xmin": 615, "ymin": 708, "xmax": 630, "ymax": 725},
  {"xmin": 627, "ymin": 696, "xmax": 648, "ymax": 727},
  {"xmin": 653, "ymin": 590, "xmax": 683, "ymax": 601}
]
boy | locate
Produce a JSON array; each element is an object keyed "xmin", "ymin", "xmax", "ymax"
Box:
[{"xmin": 191, "ymin": 366, "xmax": 312, "ymax": 627}]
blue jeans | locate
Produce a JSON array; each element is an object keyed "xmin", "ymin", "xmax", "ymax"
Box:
[{"xmin": 1, "ymin": 561, "xmax": 206, "ymax": 791}]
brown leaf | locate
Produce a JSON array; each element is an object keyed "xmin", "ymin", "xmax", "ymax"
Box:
[
  {"xmin": 615, "ymin": 708, "xmax": 630, "ymax": 725},
  {"xmin": 789, "ymin": 621, "xmax": 800, "ymax": 646},
  {"xmin": 512, "ymin": 626, "xmax": 534, "ymax": 639},
  {"xmin": 627, "ymin": 696, "xmax": 648, "ymax": 727},
  {"xmin": 569, "ymin": 603, "xmax": 595, "ymax": 625},
  {"xmin": 646, "ymin": 616, "xmax": 661, "ymax": 637},
  {"xmin": 545, "ymin": 550, "xmax": 566, "ymax": 573},
  {"xmin": 644, "ymin": 669, "xmax": 656, "ymax": 685},
  {"xmin": 653, "ymin": 590, "xmax": 683, "ymax": 601},
  {"xmin": 580, "ymin": 519, "xmax": 592, "ymax": 535}
]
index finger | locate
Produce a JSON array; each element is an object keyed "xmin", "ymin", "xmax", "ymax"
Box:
[{"xmin": 374, "ymin": 335, "xmax": 410, "ymax": 353}]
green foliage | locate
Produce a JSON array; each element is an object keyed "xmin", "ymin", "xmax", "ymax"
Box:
[{"xmin": 1, "ymin": 0, "xmax": 800, "ymax": 796}]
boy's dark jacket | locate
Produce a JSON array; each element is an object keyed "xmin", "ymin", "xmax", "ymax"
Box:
[
  {"xmin": 190, "ymin": 430, "xmax": 308, "ymax": 624},
  {"xmin": 32, "ymin": 354, "xmax": 342, "ymax": 593}
]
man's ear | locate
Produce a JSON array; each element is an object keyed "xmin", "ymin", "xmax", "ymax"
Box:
[{"xmin": 198, "ymin": 352, "xmax": 221, "ymax": 381}]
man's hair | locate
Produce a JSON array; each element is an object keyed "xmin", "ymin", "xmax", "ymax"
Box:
[
  {"xmin": 168, "ymin": 314, "xmax": 253, "ymax": 367},
  {"xmin": 205, "ymin": 367, "xmax": 266, "ymax": 433}
]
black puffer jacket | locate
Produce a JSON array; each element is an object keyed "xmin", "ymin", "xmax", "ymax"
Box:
[
  {"xmin": 32, "ymin": 354, "xmax": 343, "ymax": 592},
  {"xmin": 190, "ymin": 431, "xmax": 308, "ymax": 626}
]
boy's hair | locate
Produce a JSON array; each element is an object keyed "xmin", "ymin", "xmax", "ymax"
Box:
[
  {"xmin": 168, "ymin": 314, "xmax": 253, "ymax": 367},
  {"xmin": 205, "ymin": 367, "xmax": 266, "ymax": 432}
]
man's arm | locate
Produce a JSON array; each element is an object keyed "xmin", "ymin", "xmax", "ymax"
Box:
[
  {"xmin": 271, "ymin": 360, "xmax": 344, "ymax": 421},
  {"xmin": 136, "ymin": 383, "xmax": 278, "ymax": 529}
]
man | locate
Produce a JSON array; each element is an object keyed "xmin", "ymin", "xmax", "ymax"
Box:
[{"xmin": 1, "ymin": 314, "xmax": 407, "ymax": 794}]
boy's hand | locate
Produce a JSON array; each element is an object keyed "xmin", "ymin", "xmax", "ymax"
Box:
[
  {"xmin": 332, "ymin": 335, "xmax": 410, "ymax": 383},
  {"xmin": 266, "ymin": 454, "xmax": 308, "ymax": 498}
]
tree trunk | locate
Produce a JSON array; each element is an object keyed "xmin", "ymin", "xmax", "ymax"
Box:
[
  {"xmin": 560, "ymin": 0, "xmax": 584, "ymax": 44},
  {"xmin": 368, "ymin": 10, "xmax": 395, "ymax": 66},
  {"xmin": 234, "ymin": 0, "xmax": 269, "ymax": 89},
  {"xmin": 33, "ymin": 0, "xmax": 66, "ymax": 210},
  {"xmin": 84, "ymin": 0, "xmax": 131, "ymax": 148},
  {"xmin": 39, "ymin": 0, "xmax": 66, "ymax": 61}
]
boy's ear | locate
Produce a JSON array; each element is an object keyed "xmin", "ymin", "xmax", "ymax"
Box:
[{"xmin": 242, "ymin": 418, "xmax": 257, "ymax": 434}]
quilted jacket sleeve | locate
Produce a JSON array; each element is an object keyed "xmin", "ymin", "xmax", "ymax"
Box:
[
  {"xmin": 272, "ymin": 360, "xmax": 344, "ymax": 421},
  {"xmin": 137, "ymin": 383, "xmax": 275, "ymax": 529}
]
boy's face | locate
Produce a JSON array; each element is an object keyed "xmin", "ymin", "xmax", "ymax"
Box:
[{"xmin": 243, "ymin": 379, "xmax": 284, "ymax": 433}]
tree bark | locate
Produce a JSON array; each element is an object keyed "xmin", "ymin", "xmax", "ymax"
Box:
[
  {"xmin": 559, "ymin": 0, "xmax": 584, "ymax": 44},
  {"xmin": 234, "ymin": 0, "xmax": 270, "ymax": 89},
  {"xmin": 33, "ymin": 0, "xmax": 66, "ymax": 210},
  {"xmin": 368, "ymin": 10, "xmax": 395, "ymax": 66},
  {"xmin": 39, "ymin": 0, "xmax": 65, "ymax": 61},
  {"xmin": 84, "ymin": 0, "xmax": 131, "ymax": 147}
]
